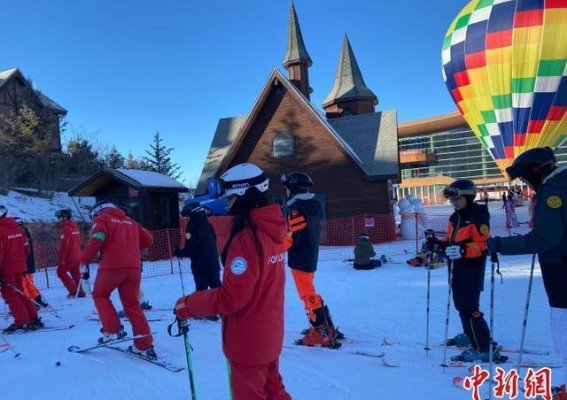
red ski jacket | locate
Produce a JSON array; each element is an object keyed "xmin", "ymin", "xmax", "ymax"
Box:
[
  {"xmin": 181, "ymin": 204, "xmax": 287, "ymax": 365},
  {"xmin": 0, "ymin": 217, "xmax": 29, "ymax": 277},
  {"xmin": 81, "ymin": 208, "xmax": 153, "ymax": 269},
  {"xmin": 58, "ymin": 220, "xmax": 82, "ymax": 265}
]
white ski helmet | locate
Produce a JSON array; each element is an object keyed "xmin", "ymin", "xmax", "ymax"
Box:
[
  {"xmin": 90, "ymin": 200, "xmax": 117, "ymax": 220},
  {"xmin": 220, "ymin": 163, "xmax": 269, "ymax": 198}
]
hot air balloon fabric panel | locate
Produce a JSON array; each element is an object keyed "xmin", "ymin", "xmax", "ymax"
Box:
[{"xmin": 442, "ymin": 0, "xmax": 567, "ymax": 176}]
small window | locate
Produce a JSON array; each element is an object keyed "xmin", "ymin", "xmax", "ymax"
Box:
[{"xmin": 273, "ymin": 132, "xmax": 294, "ymax": 158}]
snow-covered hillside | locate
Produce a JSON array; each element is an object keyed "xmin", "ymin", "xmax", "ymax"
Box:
[{"xmin": 0, "ymin": 190, "xmax": 94, "ymax": 222}]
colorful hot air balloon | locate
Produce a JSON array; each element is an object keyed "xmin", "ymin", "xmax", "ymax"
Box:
[{"xmin": 442, "ymin": 0, "xmax": 567, "ymax": 176}]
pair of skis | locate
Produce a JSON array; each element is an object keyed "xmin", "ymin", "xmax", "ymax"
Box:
[{"xmin": 68, "ymin": 334, "xmax": 184, "ymax": 372}]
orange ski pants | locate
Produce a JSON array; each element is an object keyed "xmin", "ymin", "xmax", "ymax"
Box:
[{"xmin": 290, "ymin": 269, "xmax": 322, "ymax": 322}]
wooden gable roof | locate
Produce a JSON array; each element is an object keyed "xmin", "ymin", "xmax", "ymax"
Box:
[{"xmin": 197, "ymin": 69, "xmax": 399, "ymax": 193}]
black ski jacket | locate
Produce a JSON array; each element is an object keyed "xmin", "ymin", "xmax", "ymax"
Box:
[
  {"xmin": 180, "ymin": 212, "xmax": 220, "ymax": 273},
  {"xmin": 286, "ymin": 194, "xmax": 321, "ymax": 273}
]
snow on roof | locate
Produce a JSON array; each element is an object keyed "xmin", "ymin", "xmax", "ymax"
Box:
[{"xmin": 116, "ymin": 169, "xmax": 187, "ymax": 190}]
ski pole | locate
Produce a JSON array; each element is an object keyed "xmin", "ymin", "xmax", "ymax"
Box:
[
  {"xmin": 1, "ymin": 279, "xmax": 61, "ymax": 319},
  {"xmin": 174, "ymin": 255, "xmax": 197, "ymax": 400},
  {"xmin": 487, "ymin": 252, "xmax": 498, "ymax": 400},
  {"xmin": 517, "ymin": 254, "xmax": 536, "ymax": 371},
  {"xmin": 0, "ymin": 333, "xmax": 21, "ymax": 358},
  {"xmin": 424, "ymin": 262, "xmax": 431, "ymax": 356},
  {"xmin": 441, "ymin": 259, "xmax": 453, "ymax": 371}
]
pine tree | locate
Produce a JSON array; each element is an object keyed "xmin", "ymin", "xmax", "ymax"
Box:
[
  {"xmin": 105, "ymin": 146, "xmax": 125, "ymax": 169},
  {"xmin": 142, "ymin": 131, "xmax": 182, "ymax": 179}
]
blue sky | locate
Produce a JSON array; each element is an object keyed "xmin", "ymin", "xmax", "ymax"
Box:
[{"xmin": 1, "ymin": 0, "xmax": 468, "ymax": 185}]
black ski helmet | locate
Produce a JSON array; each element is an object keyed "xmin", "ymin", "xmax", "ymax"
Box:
[
  {"xmin": 506, "ymin": 147, "xmax": 557, "ymax": 190},
  {"xmin": 180, "ymin": 202, "xmax": 204, "ymax": 217},
  {"xmin": 281, "ymin": 171, "xmax": 313, "ymax": 196},
  {"xmin": 424, "ymin": 229, "xmax": 436, "ymax": 239},
  {"xmin": 0, "ymin": 205, "xmax": 6, "ymax": 219},
  {"xmin": 443, "ymin": 179, "xmax": 477, "ymax": 205},
  {"xmin": 55, "ymin": 209, "xmax": 72, "ymax": 219},
  {"xmin": 359, "ymin": 232, "xmax": 370, "ymax": 241}
]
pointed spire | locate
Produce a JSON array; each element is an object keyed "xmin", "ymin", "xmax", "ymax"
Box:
[
  {"xmin": 323, "ymin": 35, "xmax": 377, "ymax": 113},
  {"xmin": 283, "ymin": 1, "xmax": 312, "ymax": 68}
]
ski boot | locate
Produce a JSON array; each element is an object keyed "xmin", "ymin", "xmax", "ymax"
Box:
[
  {"xmin": 2, "ymin": 323, "xmax": 28, "ymax": 334},
  {"xmin": 128, "ymin": 344, "xmax": 157, "ymax": 360},
  {"xmin": 406, "ymin": 257, "xmax": 424, "ymax": 267},
  {"xmin": 34, "ymin": 295, "xmax": 49, "ymax": 308},
  {"xmin": 296, "ymin": 324, "xmax": 341, "ymax": 349},
  {"xmin": 98, "ymin": 326, "xmax": 127, "ymax": 344},
  {"xmin": 451, "ymin": 347, "xmax": 508, "ymax": 363},
  {"xmin": 28, "ymin": 317, "xmax": 44, "ymax": 330},
  {"xmin": 445, "ymin": 333, "xmax": 471, "ymax": 347},
  {"xmin": 323, "ymin": 304, "xmax": 345, "ymax": 340}
]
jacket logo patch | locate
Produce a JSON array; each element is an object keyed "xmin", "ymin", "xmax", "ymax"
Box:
[
  {"xmin": 230, "ymin": 257, "xmax": 247, "ymax": 275},
  {"xmin": 479, "ymin": 224, "xmax": 489, "ymax": 235},
  {"xmin": 546, "ymin": 196, "xmax": 563, "ymax": 209}
]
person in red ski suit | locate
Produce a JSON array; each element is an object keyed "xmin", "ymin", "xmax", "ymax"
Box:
[
  {"xmin": 56, "ymin": 209, "xmax": 85, "ymax": 298},
  {"xmin": 175, "ymin": 163, "xmax": 292, "ymax": 400},
  {"xmin": 81, "ymin": 201, "xmax": 155, "ymax": 357},
  {"xmin": 0, "ymin": 205, "xmax": 43, "ymax": 332}
]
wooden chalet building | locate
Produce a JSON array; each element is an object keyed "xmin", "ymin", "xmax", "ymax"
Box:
[
  {"xmin": 69, "ymin": 168, "xmax": 188, "ymax": 229},
  {"xmin": 197, "ymin": 3, "xmax": 399, "ymax": 220},
  {"xmin": 0, "ymin": 68, "xmax": 67, "ymax": 151}
]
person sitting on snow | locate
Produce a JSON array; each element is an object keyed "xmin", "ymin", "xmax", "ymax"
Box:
[
  {"xmin": 353, "ymin": 233, "xmax": 386, "ymax": 270},
  {"xmin": 406, "ymin": 229, "xmax": 446, "ymax": 268}
]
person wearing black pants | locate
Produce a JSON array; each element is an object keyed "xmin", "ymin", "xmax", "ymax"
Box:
[
  {"xmin": 443, "ymin": 179, "xmax": 505, "ymax": 363},
  {"xmin": 176, "ymin": 203, "xmax": 221, "ymax": 292}
]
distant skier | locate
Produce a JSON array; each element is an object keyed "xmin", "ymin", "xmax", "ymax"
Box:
[
  {"xmin": 442, "ymin": 179, "xmax": 505, "ymax": 363},
  {"xmin": 81, "ymin": 201, "xmax": 155, "ymax": 358},
  {"xmin": 406, "ymin": 229, "xmax": 446, "ymax": 268},
  {"xmin": 0, "ymin": 205, "xmax": 43, "ymax": 332},
  {"xmin": 487, "ymin": 147, "xmax": 567, "ymax": 397},
  {"xmin": 14, "ymin": 217, "xmax": 49, "ymax": 308},
  {"xmin": 174, "ymin": 163, "xmax": 292, "ymax": 400},
  {"xmin": 281, "ymin": 171, "xmax": 342, "ymax": 348},
  {"xmin": 505, "ymin": 192, "xmax": 520, "ymax": 229},
  {"xmin": 56, "ymin": 209, "xmax": 85, "ymax": 298},
  {"xmin": 353, "ymin": 233, "xmax": 385, "ymax": 270}
]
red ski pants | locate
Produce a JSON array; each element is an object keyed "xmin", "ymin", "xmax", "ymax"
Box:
[
  {"xmin": 290, "ymin": 269, "xmax": 322, "ymax": 322},
  {"xmin": 22, "ymin": 273, "xmax": 40, "ymax": 299},
  {"xmin": 0, "ymin": 274, "xmax": 38, "ymax": 325},
  {"xmin": 229, "ymin": 358, "xmax": 292, "ymax": 400},
  {"xmin": 93, "ymin": 268, "xmax": 152, "ymax": 350},
  {"xmin": 57, "ymin": 261, "xmax": 83, "ymax": 296}
]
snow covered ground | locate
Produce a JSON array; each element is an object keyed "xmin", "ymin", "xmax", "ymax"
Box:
[
  {"xmin": 0, "ymin": 190, "xmax": 94, "ymax": 222},
  {"xmin": 0, "ymin": 244, "xmax": 556, "ymax": 400}
]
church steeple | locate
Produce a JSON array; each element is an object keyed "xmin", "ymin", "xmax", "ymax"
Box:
[
  {"xmin": 282, "ymin": 1, "xmax": 312, "ymax": 99},
  {"xmin": 323, "ymin": 35, "xmax": 378, "ymax": 118}
]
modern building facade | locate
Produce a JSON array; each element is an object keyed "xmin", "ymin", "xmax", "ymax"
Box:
[{"xmin": 397, "ymin": 112, "xmax": 567, "ymax": 204}]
